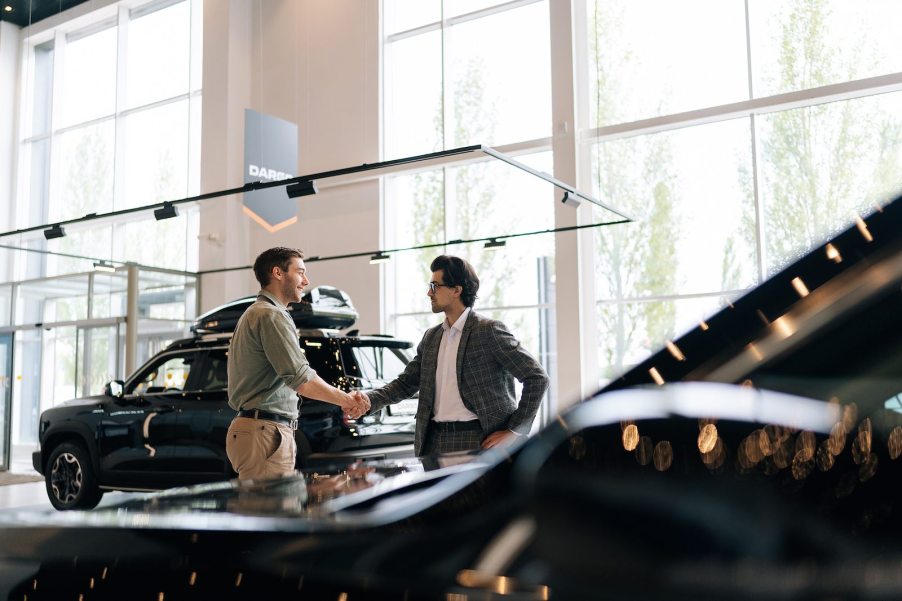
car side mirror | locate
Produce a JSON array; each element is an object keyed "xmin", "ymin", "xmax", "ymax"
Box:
[{"xmin": 104, "ymin": 380, "xmax": 124, "ymax": 398}]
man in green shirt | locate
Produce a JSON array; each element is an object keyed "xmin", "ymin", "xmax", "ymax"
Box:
[{"xmin": 226, "ymin": 247, "xmax": 369, "ymax": 480}]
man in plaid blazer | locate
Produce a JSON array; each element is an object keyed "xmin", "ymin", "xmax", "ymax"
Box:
[{"xmin": 359, "ymin": 255, "xmax": 549, "ymax": 456}]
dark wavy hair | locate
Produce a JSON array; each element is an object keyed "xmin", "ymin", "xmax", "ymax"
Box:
[
  {"xmin": 253, "ymin": 247, "xmax": 305, "ymax": 287},
  {"xmin": 430, "ymin": 255, "xmax": 479, "ymax": 307}
]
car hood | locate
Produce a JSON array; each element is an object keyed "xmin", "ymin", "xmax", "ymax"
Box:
[
  {"xmin": 52, "ymin": 395, "xmax": 107, "ymax": 408},
  {"xmin": 1, "ymin": 453, "xmax": 491, "ymax": 533},
  {"xmin": 12, "ymin": 383, "xmax": 840, "ymax": 534}
]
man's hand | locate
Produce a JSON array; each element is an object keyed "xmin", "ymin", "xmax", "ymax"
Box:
[
  {"xmin": 481, "ymin": 429, "xmax": 521, "ymax": 450},
  {"xmin": 343, "ymin": 391, "xmax": 370, "ymax": 420}
]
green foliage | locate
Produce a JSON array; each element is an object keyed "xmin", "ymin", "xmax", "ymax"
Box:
[
  {"xmin": 410, "ymin": 56, "xmax": 527, "ymax": 342},
  {"xmin": 56, "ymin": 126, "xmax": 113, "ymax": 274},
  {"xmin": 591, "ymin": 2, "xmax": 679, "ymax": 376},
  {"xmin": 760, "ymin": 0, "xmax": 902, "ymax": 273}
]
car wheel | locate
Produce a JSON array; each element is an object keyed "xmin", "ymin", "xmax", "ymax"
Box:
[
  {"xmin": 294, "ymin": 430, "xmax": 312, "ymax": 468},
  {"xmin": 45, "ymin": 442, "xmax": 104, "ymax": 510}
]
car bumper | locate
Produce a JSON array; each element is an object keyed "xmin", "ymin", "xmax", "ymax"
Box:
[{"xmin": 32, "ymin": 451, "xmax": 43, "ymax": 475}]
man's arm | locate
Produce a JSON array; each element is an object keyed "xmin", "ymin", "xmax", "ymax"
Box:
[
  {"xmin": 298, "ymin": 376, "xmax": 369, "ymax": 418},
  {"xmin": 257, "ymin": 311, "xmax": 368, "ymax": 417},
  {"xmin": 365, "ymin": 331, "xmax": 428, "ymax": 413},
  {"xmin": 487, "ymin": 319, "xmax": 549, "ymax": 435}
]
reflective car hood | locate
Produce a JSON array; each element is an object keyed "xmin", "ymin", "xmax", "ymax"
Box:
[
  {"xmin": 11, "ymin": 383, "xmax": 840, "ymax": 534},
  {"xmin": 55, "ymin": 395, "xmax": 107, "ymax": 408},
  {"xmin": 2, "ymin": 453, "xmax": 491, "ymax": 533}
]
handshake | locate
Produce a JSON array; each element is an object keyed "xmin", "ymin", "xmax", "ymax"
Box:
[{"xmin": 343, "ymin": 390, "xmax": 371, "ymax": 420}]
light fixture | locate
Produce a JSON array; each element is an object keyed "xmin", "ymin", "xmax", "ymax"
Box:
[
  {"xmin": 43, "ymin": 224, "xmax": 66, "ymax": 239},
  {"xmin": 561, "ymin": 191, "xmax": 581, "ymax": 208},
  {"xmin": 93, "ymin": 261, "xmax": 116, "ymax": 273},
  {"xmin": 286, "ymin": 180, "xmax": 318, "ymax": 198},
  {"xmin": 3, "ymin": 6, "xmax": 12, "ymax": 12},
  {"xmin": 153, "ymin": 202, "xmax": 179, "ymax": 221},
  {"xmin": 483, "ymin": 238, "xmax": 506, "ymax": 251},
  {"xmin": 369, "ymin": 252, "xmax": 390, "ymax": 264}
]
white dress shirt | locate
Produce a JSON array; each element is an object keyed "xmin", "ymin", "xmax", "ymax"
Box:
[{"xmin": 432, "ymin": 307, "xmax": 479, "ymax": 423}]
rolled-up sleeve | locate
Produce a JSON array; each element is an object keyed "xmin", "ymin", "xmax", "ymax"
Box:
[{"xmin": 258, "ymin": 310, "xmax": 316, "ymax": 390}]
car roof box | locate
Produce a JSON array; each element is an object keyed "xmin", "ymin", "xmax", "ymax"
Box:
[{"xmin": 192, "ymin": 286, "xmax": 358, "ymax": 334}]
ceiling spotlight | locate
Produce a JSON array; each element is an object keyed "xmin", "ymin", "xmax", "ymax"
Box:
[
  {"xmin": 3, "ymin": 6, "xmax": 12, "ymax": 12},
  {"xmin": 286, "ymin": 180, "xmax": 318, "ymax": 199},
  {"xmin": 561, "ymin": 191, "xmax": 581, "ymax": 208},
  {"xmin": 93, "ymin": 261, "xmax": 116, "ymax": 273},
  {"xmin": 43, "ymin": 224, "xmax": 66, "ymax": 239},
  {"xmin": 369, "ymin": 252, "xmax": 390, "ymax": 264},
  {"xmin": 484, "ymin": 238, "xmax": 506, "ymax": 251},
  {"xmin": 153, "ymin": 201, "xmax": 179, "ymax": 221}
]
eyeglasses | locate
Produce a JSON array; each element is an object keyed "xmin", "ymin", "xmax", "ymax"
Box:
[{"xmin": 428, "ymin": 282, "xmax": 457, "ymax": 294}]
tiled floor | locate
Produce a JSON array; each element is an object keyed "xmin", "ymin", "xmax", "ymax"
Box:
[
  {"xmin": 0, "ymin": 480, "xmax": 52, "ymax": 510},
  {"xmin": 0, "ymin": 460, "xmax": 143, "ymax": 512}
]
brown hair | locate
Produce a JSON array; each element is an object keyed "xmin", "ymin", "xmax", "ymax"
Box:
[
  {"xmin": 253, "ymin": 247, "xmax": 304, "ymax": 287},
  {"xmin": 430, "ymin": 255, "xmax": 479, "ymax": 307}
]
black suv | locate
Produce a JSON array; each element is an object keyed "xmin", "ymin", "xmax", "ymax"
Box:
[{"xmin": 32, "ymin": 287, "xmax": 417, "ymax": 510}]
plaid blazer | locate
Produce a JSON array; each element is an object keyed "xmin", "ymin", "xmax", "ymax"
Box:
[{"xmin": 367, "ymin": 311, "xmax": 549, "ymax": 455}]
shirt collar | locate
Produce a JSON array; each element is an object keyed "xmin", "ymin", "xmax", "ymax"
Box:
[
  {"xmin": 258, "ymin": 289, "xmax": 287, "ymax": 310},
  {"xmin": 442, "ymin": 306, "xmax": 471, "ymax": 334}
]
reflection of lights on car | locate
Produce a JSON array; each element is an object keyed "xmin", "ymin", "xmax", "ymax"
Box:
[
  {"xmin": 828, "ymin": 422, "xmax": 847, "ymax": 456},
  {"xmin": 697, "ymin": 423, "xmax": 717, "ymax": 453},
  {"xmin": 795, "ymin": 431, "xmax": 816, "ymax": 461},
  {"xmin": 825, "ymin": 242, "xmax": 842, "ymax": 263},
  {"xmin": 653, "ymin": 441, "xmax": 672, "ymax": 472},
  {"xmin": 665, "ymin": 341, "xmax": 685, "ymax": 361},
  {"xmin": 816, "ymin": 441, "xmax": 834, "ymax": 471},
  {"xmin": 888, "ymin": 426, "xmax": 902, "ymax": 459},
  {"xmin": 791, "ymin": 276, "xmax": 810, "ymax": 298},
  {"xmin": 622, "ymin": 424, "xmax": 639, "ymax": 451},
  {"xmin": 842, "ymin": 403, "xmax": 858, "ymax": 433},
  {"xmin": 701, "ymin": 437, "xmax": 725, "ymax": 470},
  {"xmin": 757, "ymin": 427, "xmax": 774, "ymax": 457},
  {"xmin": 855, "ymin": 214, "xmax": 874, "ymax": 242},
  {"xmin": 771, "ymin": 315, "xmax": 796, "ymax": 339},
  {"xmin": 648, "ymin": 367, "xmax": 664, "ymax": 385},
  {"xmin": 747, "ymin": 343, "xmax": 763, "ymax": 362}
]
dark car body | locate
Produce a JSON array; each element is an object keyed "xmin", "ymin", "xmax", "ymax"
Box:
[
  {"xmin": 7, "ymin": 194, "xmax": 902, "ymax": 599},
  {"xmin": 31, "ymin": 289, "xmax": 418, "ymax": 510},
  {"xmin": 5, "ymin": 384, "xmax": 901, "ymax": 600}
]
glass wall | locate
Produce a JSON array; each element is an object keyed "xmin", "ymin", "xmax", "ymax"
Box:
[
  {"xmin": 586, "ymin": 0, "xmax": 902, "ymax": 383},
  {"xmin": 12, "ymin": 0, "xmax": 203, "ymax": 283},
  {"xmin": 382, "ymin": 0, "xmax": 557, "ymax": 421},
  {"xmin": 0, "ymin": 265, "xmax": 197, "ymax": 452}
]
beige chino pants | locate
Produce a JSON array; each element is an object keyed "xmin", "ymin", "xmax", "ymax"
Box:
[{"xmin": 226, "ymin": 416, "xmax": 297, "ymax": 480}]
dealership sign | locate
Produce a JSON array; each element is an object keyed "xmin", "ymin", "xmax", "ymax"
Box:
[{"xmin": 243, "ymin": 109, "xmax": 298, "ymax": 231}]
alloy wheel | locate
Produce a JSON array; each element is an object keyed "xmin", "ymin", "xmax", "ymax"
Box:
[{"xmin": 50, "ymin": 452, "xmax": 83, "ymax": 505}]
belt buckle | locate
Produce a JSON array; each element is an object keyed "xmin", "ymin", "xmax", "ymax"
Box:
[{"xmin": 289, "ymin": 418, "xmax": 298, "ymax": 431}]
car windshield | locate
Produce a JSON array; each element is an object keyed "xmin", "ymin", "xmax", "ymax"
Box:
[
  {"xmin": 130, "ymin": 353, "xmax": 197, "ymax": 395},
  {"xmin": 340, "ymin": 341, "xmax": 409, "ymax": 384}
]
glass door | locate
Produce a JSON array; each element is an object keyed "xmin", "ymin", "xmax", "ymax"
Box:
[
  {"xmin": 0, "ymin": 334, "xmax": 11, "ymax": 470},
  {"xmin": 77, "ymin": 325, "xmax": 121, "ymax": 397}
]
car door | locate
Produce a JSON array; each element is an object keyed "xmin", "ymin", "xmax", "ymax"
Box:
[
  {"xmin": 98, "ymin": 349, "xmax": 204, "ymax": 489},
  {"xmin": 172, "ymin": 347, "xmax": 234, "ymax": 479}
]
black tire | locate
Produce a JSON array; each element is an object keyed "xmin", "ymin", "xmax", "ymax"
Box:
[{"xmin": 45, "ymin": 442, "xmax": 104, "ymax": 510}]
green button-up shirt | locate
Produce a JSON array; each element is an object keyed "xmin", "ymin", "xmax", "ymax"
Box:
[{"xmin": 227, "ymin": 290, "xmax": 316, "ymax": 419}]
